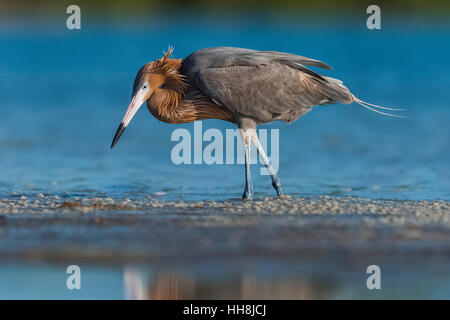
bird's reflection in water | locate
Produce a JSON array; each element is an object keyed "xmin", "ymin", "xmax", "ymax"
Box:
[{"xmin": 123, "ymin": 267, "xmax": 337, "ymax": 300}]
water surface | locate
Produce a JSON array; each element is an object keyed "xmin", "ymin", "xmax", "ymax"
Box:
[
  {"xmin": 0, "ymin": 16, "xmax": 449, "ymax": 300},
  {"xmin": 0, "ymin": 18, "xmax": 448, "ymax": 202}
]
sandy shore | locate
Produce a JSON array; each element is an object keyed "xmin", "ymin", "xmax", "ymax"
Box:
[
  {"xmin": 1, "ymin": 194, "xmax": 450, "ymax": 298},
  {"xmin": 0, "ymin": 194, "xmax": 449, "ymax": 262},
  {"xmin": 1, "ymin": 194, "xmax": 448, "ymax": 217}
]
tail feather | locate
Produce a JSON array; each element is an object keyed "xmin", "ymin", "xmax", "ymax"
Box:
[
  {"xmin": 315, "ymin": 76, "xmax": 406, "ymax": 118},
  {"xmin": 353, "ymin": 97, "xmax": 406, "ymax": 118},
  {"xmin": 354, "ymin": 98, "xmax": 405, "ymax": 111}
]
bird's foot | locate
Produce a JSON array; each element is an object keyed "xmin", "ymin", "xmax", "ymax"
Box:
[
  {"xmin": 242, "ymin": 186, "xmax": 254, "ymax": 200},
  {"xmin": 272, "ymin": 180, "xmax": 283, "ymax": 197}
]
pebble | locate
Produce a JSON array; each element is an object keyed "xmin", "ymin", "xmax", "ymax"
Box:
[{"xmin": 0, "ymin": 194, "xmax": 447, "ymax": 229}]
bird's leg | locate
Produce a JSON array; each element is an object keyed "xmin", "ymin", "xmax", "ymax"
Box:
[
  {"xmin": 242, "ymin": 143, "xmax": 254, "ymax": 199},
  {"xmin": 254, "ymin": 137, "xmax": 283, "ymax": 197},
  {"xmin": 240, "ymin": 129, "xmax": 254, "ymax": 199}
]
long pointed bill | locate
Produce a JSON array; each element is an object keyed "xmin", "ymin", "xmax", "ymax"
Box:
[{"xmin": 111, "ymin": 93, "xmax": 146, "ymax": 149}]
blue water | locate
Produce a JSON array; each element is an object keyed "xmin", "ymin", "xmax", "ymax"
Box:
[
  {"xmin": 3, "ymin": 260, "xmax": 450, "ymax": 299},
  {"xmin": 0, "ymin": 16, "xmax": 449, "ymax": 201}
]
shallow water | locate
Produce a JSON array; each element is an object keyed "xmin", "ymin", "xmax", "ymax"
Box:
[
  {"xmin": 3, "ymin": 259, "xmax": 450, "ymax": 299},
  {"xmin": 0, "ymin": 16, "xmax": 449, "ymax": 299},
  {"xmin": 0, "ymin": 18, "xmax": 449, "ymax": 202}
]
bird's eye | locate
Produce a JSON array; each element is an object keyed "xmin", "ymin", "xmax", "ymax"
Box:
[{"xmin": 142, "ymin": 84, "xmax": 148, "ymax": 90}]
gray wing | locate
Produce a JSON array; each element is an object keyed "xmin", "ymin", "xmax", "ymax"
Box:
[
  {"xmin": 183, "ymin": 47, "xmax": 332, "ymax": 74},
  {"xmin": 182, "ymin": 47, "xmax": 353, "ymax": 123}
]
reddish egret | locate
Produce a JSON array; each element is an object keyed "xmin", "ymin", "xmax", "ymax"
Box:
[{"xmin": 111, "ymin": 47, "xmax": 402, "ymax": 199}]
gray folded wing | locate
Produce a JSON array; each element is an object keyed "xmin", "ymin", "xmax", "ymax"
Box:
[{"xmin": 182, "ymin": 47, "xmax": 352, "ymax": 123}]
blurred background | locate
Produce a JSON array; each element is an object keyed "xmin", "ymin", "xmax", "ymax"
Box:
[
  {"xmin": 0, "ymin": 0, "xmax": 449, "ymax": 299},
  {"xmin": 0, "ymin": 0, "xmax": 448, "ymax": 201}
]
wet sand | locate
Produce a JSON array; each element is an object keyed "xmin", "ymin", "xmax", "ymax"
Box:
[
  {"xmin": 1, "ymin": 194, "xmax": 449, "ymax": 216},
  {"xmin": 0, "ymin": 194, "xmax": 449, "ymax": 261},
  {"xmin": 1, "ymin": 194, "xmax": 450, "ymax": 298}
]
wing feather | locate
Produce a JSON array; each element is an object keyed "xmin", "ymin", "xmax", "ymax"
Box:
[{"xmin": 182, "ymin": 47, "xmax": 352, "ymax": 123}]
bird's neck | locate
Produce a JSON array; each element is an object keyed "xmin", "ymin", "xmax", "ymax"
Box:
[
  {"xmin": 146, "ymin": 61, "xmax": 235, "ymax": 124},
  {"xmin": 147, "ymin": 87, "xmax": 183, "ymax": 123},
  {"xmin": 147, "ymin": 93, "xmax": 235, "ymax": 124}
]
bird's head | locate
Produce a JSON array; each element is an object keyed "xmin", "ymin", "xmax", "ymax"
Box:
[{"xmin": 111, "ymin": 47, "xmax": 185, "ymax": 148}]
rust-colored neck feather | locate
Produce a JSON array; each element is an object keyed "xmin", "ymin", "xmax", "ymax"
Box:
[{"xmin": 146, "ymin": 57, "xmax": 235, "ymax": 124}]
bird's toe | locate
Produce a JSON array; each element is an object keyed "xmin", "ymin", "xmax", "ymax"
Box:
[
  {"xmin": 242, "ymin": 188, "xmax": 254, "ymax": 200},
  {"xmin": 272, "ymin": 181, "xmax": 283, "ymax": 196}
]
